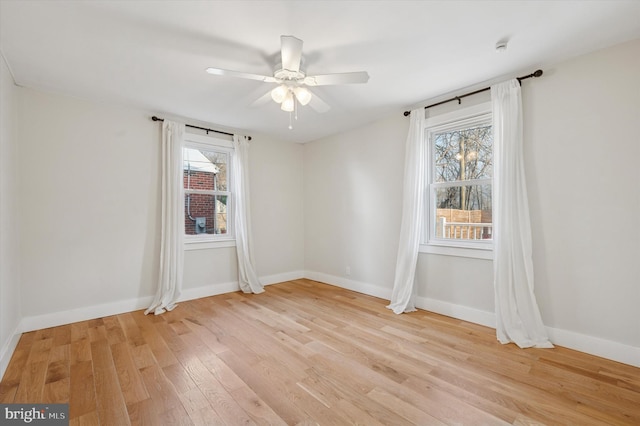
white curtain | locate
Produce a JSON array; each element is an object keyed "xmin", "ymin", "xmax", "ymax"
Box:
[
  {"xmin": 146, "ymin": 120, "xmax": 185, "ymax": 315},
  {"xmin": 232, "ymin": 135, "xmax": 264, "ymax": 294},
  {"xmin": 491, "ymin": 80, "xmax": 553, "ymax": 348},
  {"xmin": 387, "ymin": 108, "xmax": 425, "ymax": 314}
]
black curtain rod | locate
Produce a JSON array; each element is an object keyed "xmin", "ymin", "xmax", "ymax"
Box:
[
  {"xmin": 151, "ymin": 116, "xmax": 251, "ymax": 141},
  {"xmin": 403, "ymin": 69, "xmax": 543, "ymax": 117}
]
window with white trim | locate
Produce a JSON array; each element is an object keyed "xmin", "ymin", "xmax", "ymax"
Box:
[
  {"xmin": 183, "ymin": 133, "xmax": 234, "ymax": 246},
  {"xmin": 423, "ymin": 103, "xmax": 493, "ymax": 256}
]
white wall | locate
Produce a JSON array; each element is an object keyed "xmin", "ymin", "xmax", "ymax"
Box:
[
  {"xmin": 18, "ymin": 89, "xmax": 161, "ymax": 319},
  {"xmin": 14, "ymin": 88, "xmax": 304, "ymax": 330},
  {"xmin": 304, "ymin": 114, "xmax": 407, "ymax": 297},
  {"xmin": 0, "ymin": 54, "xmax": 22, "ymax": 377},
  {"xmin": 249, "ymin": 134, "xmax": 304, "ymax": 279},
  {"xmin": 304, "ymin": 38, "xmax": 640, "ymax": 366},
  {"xmin": 523, "ymin": 39, "xmax": 640, "ymax": 349}
]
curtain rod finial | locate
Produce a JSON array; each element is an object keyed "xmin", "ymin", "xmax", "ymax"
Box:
[{"xmin": 403, "ymin": 111, "xmax": 411, "ymax": 117}]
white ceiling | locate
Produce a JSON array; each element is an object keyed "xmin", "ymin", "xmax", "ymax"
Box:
[{"xmin": 1, "ymin": 1, "xmax": 639, "ymax": 143}]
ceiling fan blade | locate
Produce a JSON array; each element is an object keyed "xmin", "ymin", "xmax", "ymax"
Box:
[
  {"xmin": 281, "ymin": 35, "xmax": 303, "ymax": 72},
  {"xmin": 308, "ymin": 91, "xmax": 331, "ymax": 113},
  {"xmin": 304, "ymin": 71, "xmax": 370, "ymax": 86},
  {"xmin": 249, "ymin": 89, "xmax": 274, "ymax": 108},
  {"xmin": 206, "ymin": 67, "xmax": 277, "ymax": 83}
]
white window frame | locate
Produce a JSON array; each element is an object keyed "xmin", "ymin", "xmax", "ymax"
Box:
[
  {"xmin": 420, "ymin": 102, "xmax": 493, "ymax": 260},
  {"xmin": 183, "ymin": 133, "xmax": 236, "ymax": 250}
]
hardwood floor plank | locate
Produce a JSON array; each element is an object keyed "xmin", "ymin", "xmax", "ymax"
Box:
[
  {"xmin": 1, "ymin": 279, "xmax": 638, "ymax": 425},
  {"xmin": 228, "ymin": 385, "xmax": 287, "ymax": 425},
  {"xmin": 42, "ymin": 377, "xmax": 70, "ymax": 404},
  {"xmin": 303, "ymin": 364, "xmax": 412, "ymax": 425},
  {"xmin": 70, "ymin": 322, "xmax": 89, "ymax": 343},
  {"xmin": 366, "ymin": 386, "xmax": 448, "ymax": 425},
  {"xmin": 131, "ymin": 344, "xmax": 158, "ymax": 370},
  {"xmin": 139, "ymin": 364, "xmax": 183, "ymax": 415},
  {"xmin": 69, "ymin": 360, "xmax": 97, "ymax": 419},
  {"xmin": 162, "ymin": 363, "xmax": 197, "ymax": 395},
  {"xmin": 91, "ymin": 339, "xmax": 131, "ymax": 425},
  {"xmin": 0, "ymin": 347, "xmax": 29, "ymax": 402},
  {"xmin": 216, "ymin": 349, "xmax": 310, "ymax": 424},
  {"xmin": 111, "ymin": 341, "xmax": 150, "ymax": 405},
  {"xmin": 162, "ymin": 404, "xmax": 195, "ymax": 426},
  {"xmin": 184, "ymin": 406, "xmax": 226, "ymax": 426},
  {"xmin": 53, "ymin": 324, "xmax": 72, "ymax": 347},
  {"xmin": 13, "ymin": 360, "xmax": 48, "ymax": 402},
  {"xmin": 133, "ymin": 312, "xmax": 180, "ymax": 368},
  {"xmin": 25, "ymin": 333, "xmax": 53, "ymax": 365},
  {"xmin": 178, "ymin": 354, "xmax": 256, "ymax": 425},
  {"xmin": 127, "ymin": 398, "xmax": 162, "ymax": 426},
  {"xmin": 103, "ymin": 315, "xmax": 127, "ymax": 346},
  {"xmin": 181, "ymin": 317, "xmax": 229, "ymax": 355},
  {"xmin": 70, "ymin": 338, "xmax": 92, "ymax": 364},
  {"xmin": 69, "ymin": 410, "xmax": 100, "ymax": 426},
  {"xmin": 176, "ymin": 387, "xmax": 210, "ymax": 415},
  {"xmin": 118, "ymin": 313, "xmax": 147, "ymax": 347}
]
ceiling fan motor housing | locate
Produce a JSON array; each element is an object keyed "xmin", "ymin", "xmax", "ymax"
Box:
[{"xmin": 274, "ymin": 67, "xmax": 306, "ymax": 83}]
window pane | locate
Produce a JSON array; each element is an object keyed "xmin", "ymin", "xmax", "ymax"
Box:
[
  {"xmin": 185, "ymin": 194, "xmax": 229, "ymax": 235},
  {"xmin": 433, "ymin": 124, "xmax": 492, "ymax": 183},
  {"xmin": 434, "ymin": 185, "xmax": 492, "ymax": 240},
  {"xmin": 183, "ymin": 148, "xmax": 228, "ymax": 191}
]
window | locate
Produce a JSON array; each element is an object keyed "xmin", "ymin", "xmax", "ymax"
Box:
[
  {"xmin": 423, "ymin": 103, "xmax": 493, "ymax": 257},
  {"xmin": 183, "ymin": 133, "xmax": 234, "ymax": 248}
]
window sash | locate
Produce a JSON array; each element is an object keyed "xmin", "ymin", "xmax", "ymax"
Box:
[
  {"xmin": 183, "ymin": 134, "xmax": 234, "ymax": 243},
  {"xmin": 184, "ymin": 188, "xmax": 230, "ymax": 196},
  {"xmin": 423, "ymin": 103, "xmax": 493, "ymax": 253},
  {"xmin": 430, "ymin": 178, "xmax": 491, "ymax": 189}
]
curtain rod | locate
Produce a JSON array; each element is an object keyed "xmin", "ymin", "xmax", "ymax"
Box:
[
  {"xmin": 403, "ymin": 69, "xmax": 543, "ymax": 117},
  {"xmin": 151, "ymin": 116, "xmax": 251, "ymax": 140}
]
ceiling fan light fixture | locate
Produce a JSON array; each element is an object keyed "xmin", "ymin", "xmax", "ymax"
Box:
[
  {"xmin": 271, "ymin": 84, "xmax": 288, "ymax": 103},
  {"xmin": 281, "ymin": 91, "xmax": 295, "ymax": 112},
  {"xmin": 293, "ymin": 87, "xmax": 312, "ymax": 105}
]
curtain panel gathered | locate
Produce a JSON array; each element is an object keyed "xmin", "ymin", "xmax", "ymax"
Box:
[
  {"xmin": 232, "ymin": 135, "xmax": 264, "ymax": 294},
  {"xmin": 146, "ymin": 120, "xmax": 185, "ymax": 315},
  {"xmin": 491, "ymin": 80, "xmax": 553, "ymax": 348},
  {"xmin": 387, "ymin": 108, "xmax": 425, "ymax": 314}
]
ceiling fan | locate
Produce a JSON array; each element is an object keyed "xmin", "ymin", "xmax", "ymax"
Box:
[{"xmin": 205, "ymin": 35, "xmax": 369, "ymax": 120}]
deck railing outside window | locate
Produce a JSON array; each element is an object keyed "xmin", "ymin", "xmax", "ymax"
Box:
[{"xmin": 437, "ymin": 217, "xmax": 492, "ymax": 240}]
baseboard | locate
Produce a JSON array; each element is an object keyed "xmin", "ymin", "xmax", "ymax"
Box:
[
  {"xmin": 20, "ymin": 295, "xmax": 155, "ymax": 333},
  {"xmin": 261, "ymin": 270, "xmax": 305, "ymax": 286},
  {"xmin": 179, "ymin": 280, "xmax": 242, "ymax": 303},
  {"xmin": 545, "ymin": 326, "xmax": 640, "ymax": 368},
  {"xmin": 304, "ymin": 274, "xmax": 640, "ymax": 368},
  {"xmin": 415, "ymin": 296, "xmax": 639, "ymax": 368},
  {"xmin": 18, "ymin": 271, "xmax": 306, "ymax": 334},
  {"xmin": 304, "ymin": 270, "xmax": 392, "ymax": 300},
  {"xmin": 414, "ymin": 295, "xmax": 497, "ymax": 329},
  {"xmin": 0, "ymin": 323, "xmax": 22, "ymax": 380}
]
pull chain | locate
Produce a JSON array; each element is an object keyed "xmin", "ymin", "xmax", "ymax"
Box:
[{"xmin": 288, "ymin": 95, "xmax": 298, "ymax": 130}]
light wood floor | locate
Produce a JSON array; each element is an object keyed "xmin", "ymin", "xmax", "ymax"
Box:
[{"xmin": 1, "ymin": 280, "xmax": 638, "ymax": 425}]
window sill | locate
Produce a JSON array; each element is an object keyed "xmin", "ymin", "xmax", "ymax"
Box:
[
  {"xmin": 184, "ymin": 238, "xmax": 236, "ymax": 251},
  {"xmin": 419, "ymin": 243, "xmax": 493, "ymax": 260}
]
